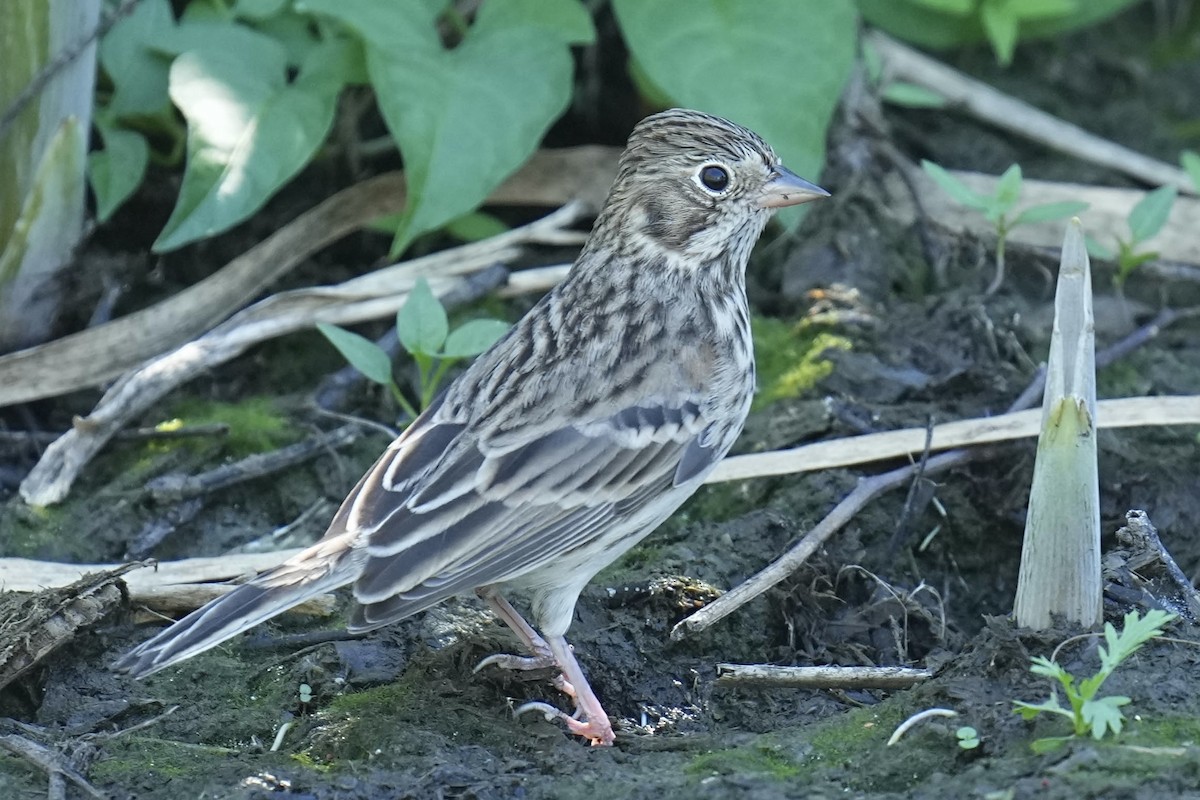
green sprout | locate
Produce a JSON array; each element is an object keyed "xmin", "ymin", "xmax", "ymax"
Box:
[
  {"xmin": 921, "ymin": 161, "xmax": 1088, "ymax": 295},
  {"xmin": 955, "ymin": 726, "xmax": 980, "ymax": 750},
  {"xmin": 1086, "ymin": 185, "xmax": 1177, "ymax": 290},
  {"xmin": 317, "ymin": 278, "xmax": 509, "ymax": 420},
  {"xmin": 1013, "ymin": 609, "xmax": 1176, "ymax": 753}
]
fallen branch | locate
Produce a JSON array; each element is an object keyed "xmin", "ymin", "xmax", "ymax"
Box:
[
  {"xmin": 19, "ymin": 205, "xmax": 584, "ymax": 506},
  {"xmin": 715, "ymin": 664, "xmax": 931, "ymax": 690},
  {"xmin": 870, "ymin": 31, "xmax": 1195, "ymax": 193}
]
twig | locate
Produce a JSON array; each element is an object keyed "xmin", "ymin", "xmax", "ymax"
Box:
[
  {"xmin": 144, "ymin": 425, "xmax": 360, "ymax": 502},
  {"xmin": 886, "ymin": 708, "xmax": 958, "ymax": 746},
  {"xmin": 870, "ymin": 31, "xmax": 1195, "ymax": 193},
  {"xmin": 0, "ymin": 734, "xmax": 108, "ymax": 800},
  {"xmin": 675, "ymin": 311, "xmax": 1193, "ymax": 639},
  {"xmin": 715, "ymin": 664, "xmax": 931, "ymax": 690},
  {"xmin": 18, "ymin": 205, "xmax": 585, "ymax": 506},
  {"xmin": 0, "ymin": 423, "xmax": 230, "ymax": 446}
]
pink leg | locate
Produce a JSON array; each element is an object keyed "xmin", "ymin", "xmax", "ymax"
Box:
[{"xmin": 474, "ymin": 587, "xmax": 614, "ymax": 746}]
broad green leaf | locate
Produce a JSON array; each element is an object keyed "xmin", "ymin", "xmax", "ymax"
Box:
[
  {"xmin": 881, "ymin": 82, "xmax": 947, "ymax": 108},
  {"xmin": 922, "ymin": 160, "xmax": 989, "ymax": 209},
  {"xmin": 1030, "ymin": 736, "xmax": 1071, "ymax": 754},
  {"xmin": 255, "ymin": 11, "xmax": 328, "ymax": 68},
  {"xmin": 397, "ymin": 279, "xmax": 449, "ymax": 356},
  {"xmin": 153, "ymin": 18, "xmax": 281, "ymax": 57},
  {"xmin": 307, "ymin": 0, "xmax": 590, "ymax": 254},
  {"xmin": 1013, "ymin": 200, "xmax": 1089, "ymax": 226},
  {"xmin": 153, "ymin": 43, "xmax": 341, "ymax": 251},
  {"xmin": 993, "ymin": 164, "xmax": 1023, "ymax": 215},
  {"xmin": 1007, "ymin": 0, "xmax": 1078, "ymax": 20},
  {"xmin": 99, "ymin": 0, "xmax": 175, "ymax": 116},
  {"xmin": 908, "ymin": 0, "xmax": 974, "ymax": 14},
  {"xmin": 445, "ymin": 211, "xmax": 510, "ymax": 242},
  {"xmin": 1081, "ymin": 696, "xmax": 1129, "ymax": 739},
  {"xmin": 613, "ymin": 0, "xmax": 855, "ymax": 225},
  {"xmin": 1085, "ymin": 235, "xmax": 1115, "ymax": 260},
  {"xmin": 235, "ymin": 0, "xmax": 289, "ymax": 20},
  {"xmin": 1127, "ymin": 185, "xmax": 1177, "ymax": 244},
  {"xmin": 1182, "ymin": 150, "xmax": 1200, "ymax": 192},
  {"xmin": 88, "ymin": 115, "xmax": 149, "ymax": 221},
  {"xmin": 980, "ymin": 0, "xmax": 1020, "ymax": 65},
  {"xmin": 443, "ymin": 319, "xmax": 511, "ymax": 357},
  {"xmin": 316, "ymin": 323, "xmax": 394, "ymax": 385}
]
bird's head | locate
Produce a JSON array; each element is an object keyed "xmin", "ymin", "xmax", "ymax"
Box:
[{"xmin": 591, "ymin": 109, "xmax": 829, "ymax": 266}]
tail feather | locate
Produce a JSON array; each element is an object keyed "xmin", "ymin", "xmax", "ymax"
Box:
[{"xmin": 115, "ymin": 537, "xmax": 360, "ymax": 678}]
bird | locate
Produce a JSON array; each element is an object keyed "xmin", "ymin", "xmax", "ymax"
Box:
[{"xmin": 115, "ymin": 108, "xmax": 829, "ymax": 746}]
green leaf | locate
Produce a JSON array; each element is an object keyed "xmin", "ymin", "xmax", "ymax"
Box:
[
  {"xmin": 235, "ymin": 0, "xmax": 289, "ymax": 20},
  {"xmin": 980, "ymin": 0, "xmax": 1020, "ymax": 65},
  {"xmin": 1081, "ymin": 696, "xmax": 1129, "ymax": 739},
  {"xmin": 1013, "ymin": 695, "xmax": 1072, "ymax": 721},
  {"xmin": 992, "ymin": 163, "xmax": 1023, "ymax": 215},
  {"xmin": 307, "ymin": 0, "xmax": 591, "ymax": 254},
  {"xmin": 1013, "ymin": 200, "xmax": 1089, "ymax": 226},
  {"xmin": 442, "ymin": 319, "xmax": 511, "ymax": 357},
  {"xmin": 1007, "ymin": 0, "xmax": 1078, "ymax": 21},
  {"xmin": 1030, "ymin": 736, "xmax": 1071, "ymax": 754},
  {"xmin": 397, "ymin": 279, "xmax": 449, "ymax": 356},
  {"xmin": 98, "ymin": 0, "xmax": 175, "ymax": 116},
  {"xmin": 881, "ymin": 82, "xmax": 947, "ymax": 108},
  {"xmin": 153, "ymin": 18, "xmax": 282, "ymax": 58},
  {"xmin": 88, "ymin": 115, "xmax": 149, "ymax": 221},
  {"xmin": 316, "ymin": 323, "xmax": 394, "ymax": 385},
  {"xmin": 1127, "ymin": 185, "xmax": 1177, "ymax": 244},
  {"xmin": 908, "ymin": 0, "xmax": 975, "ymax": 14},
  {"xmin": 1182, "ymin": 150, "xmax": 1200, "ymax": 192},
  {"xmin": 613, "ymin": 0, "xmax": 856, "ymax": 226},
  {"xmin": 445, "ymin": 211, "xmax": 510, "ymax": 242},
  {"xmin": 152, "ymin": 42, "xmax": 342, "ymax": 251},
  {"xmin": 922, "ymin": 160, "xmax": 989, "ymax": 209}
]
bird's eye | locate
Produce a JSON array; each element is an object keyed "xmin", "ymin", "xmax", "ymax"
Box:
[{"xmin": 699, "ymin": 164, "xmax": 730, "ymax": 193}]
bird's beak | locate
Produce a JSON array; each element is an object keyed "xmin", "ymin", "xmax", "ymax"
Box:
[{"xmin": 757, "ymin": 166, "xmax": 830, "ymax": 209}]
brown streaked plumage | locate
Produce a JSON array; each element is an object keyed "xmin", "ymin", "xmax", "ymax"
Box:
[{"xmin": 115, "ymin": 109, "xmax": 829, "ymax": 746}]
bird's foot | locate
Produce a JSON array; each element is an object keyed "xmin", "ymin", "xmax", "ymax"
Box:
[{"xmin": 515, "ymin": 701, "xmax": 615, "ymax": 747}]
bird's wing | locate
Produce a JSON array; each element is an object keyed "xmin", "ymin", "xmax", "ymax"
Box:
[{"xmin": 339, "ymin": 396, "xmax": 725, "ymax": 630}]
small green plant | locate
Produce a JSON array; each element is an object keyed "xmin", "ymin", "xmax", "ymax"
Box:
[
  {"xmin": 317, "ymin": 278, "xmax": 509, "ymax": 420},
  {"xmin": 862, "ymin": 42, "xmax": 946, "ymax": 109},
  {"xmin": 1013, "ymin": 609, "xmax": 1176, "ymax": 753},
  {"xmin": 955, "ymin": 726, "xmax": 980, "ymax": 750},
  {"xmin": 1087, "ymin": 185, "xmax": 1177, "ymax": 289},
  {"xmin": 921, "ymin": 161, "xmax": 1088, "ymax": 295}
]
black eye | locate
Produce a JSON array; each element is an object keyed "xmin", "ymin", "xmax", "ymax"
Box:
[{"xmin": 699, "ymin": 165, "xmax": 730, "ymax": 192}]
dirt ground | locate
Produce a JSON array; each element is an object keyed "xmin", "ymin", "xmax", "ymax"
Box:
[{"xmin": 3, "ymin": 6, "xmax": 1200, "ymax": 800}]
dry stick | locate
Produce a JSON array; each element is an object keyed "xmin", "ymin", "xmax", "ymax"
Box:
[
  {"xmin": 673, "ymin": 308, "xmax": 1186, "ymax": 640},
  {"xmin": 18, "ymin": 206, "xmax": 584, "ymax": 506},
  {"xmin": 714, "ymin": 664, "xmax": 931, "ymax": 690},
  {"xmin": 0, "ymin": 735, "xmax": 108, "ymax": 800},
  {"xmin": 869, "ymin": 31, "xmax": 1195, "ymax": 193}
]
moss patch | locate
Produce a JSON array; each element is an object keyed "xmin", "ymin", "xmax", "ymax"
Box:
[{"xmin": 752, "ymin": 316, "xmax": 851, "ymax": 410}]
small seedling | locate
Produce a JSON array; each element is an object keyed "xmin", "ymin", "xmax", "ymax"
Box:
[
  {"xmin": 1086, "ymin": 185, "xmax": 1177, "ymax": 290},
  {"xmin": 921, "ymin": 161, "xmax": 1088, "ymax": 295},
  {"xmin": 956, "ymin": 726, "xmax": 981, "ymax": 750},
  {"xmin": 317, "ymin": 278, "xmax": 509, "ymax": 420},
  {"xmin": 298, "ymin": 683, "xmax": 313, "ymax": 705},
  {"xmin": 1013, "ymin": 609, "xmax": 1176, "ymax": 753}
]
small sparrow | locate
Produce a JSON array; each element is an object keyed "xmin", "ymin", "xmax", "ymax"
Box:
[{"xmin": 115, "ymin": 109, "xmax": 828, "ymax": 746}]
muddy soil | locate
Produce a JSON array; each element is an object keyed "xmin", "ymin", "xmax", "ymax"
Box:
[{"xmin": 3, "ymin": 6, "xmax": 1200, "ymax": 799}]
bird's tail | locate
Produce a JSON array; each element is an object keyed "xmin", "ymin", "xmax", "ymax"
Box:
[{"xmin": 114, "ymin": 534, "xmax": 361, "ymax": 678}]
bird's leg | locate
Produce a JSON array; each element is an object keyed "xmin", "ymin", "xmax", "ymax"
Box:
[
  {"xmin": 514, "ymin": 634, "xmax": 615, "ymax": 747},
  {"xmin": 473, "ymin": 588, "xmax": 569, "ymax": 692}
]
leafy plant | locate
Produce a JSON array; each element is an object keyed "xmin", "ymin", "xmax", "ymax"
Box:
[
  {"xmin": 859, "ymin": 0, "xmax": 1142, "ymax": 66},
  {"xmin": 317, "ymin": 278, "xmax": 509, "ymax": 420},
  {"xmin": 921, "ymin": 160, "xmax": 1088, "ymax": 294},
  {"xmin": 955, "ymin": 726, "xmax": 980, "ymax": 750},
  {"xmin": 1013, "ymin": 609, "xmax": 1176, "ymax": 753},
  {"xmin": 1086, "ymin": 185, "xmax": 1177, "ymax": 288},
  {"xmin": 862, "ymin": 42, "xmax": 947, "ymax": 109}
]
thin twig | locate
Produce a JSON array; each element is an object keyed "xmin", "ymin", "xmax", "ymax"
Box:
[
  {"xmin": 674, "ymin": 309, "xmax": 1192, "ymax": 639},
  {"xmin": 715, "ymin": 664, "xmax": 931, "ymax": 690}
]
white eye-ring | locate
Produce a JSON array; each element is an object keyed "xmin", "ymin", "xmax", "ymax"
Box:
[{"xmin": 697, "ymin": 163, "xmax": 731, "ymax": 194}]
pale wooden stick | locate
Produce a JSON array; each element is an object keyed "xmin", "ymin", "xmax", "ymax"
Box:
[
  {"xmin": 715, "ymin": 664, "xmax": 931, "ymax": 690},
  {"xmin": 707, "ymin": 395, "xmax": 1200, "ymax": 484}
]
